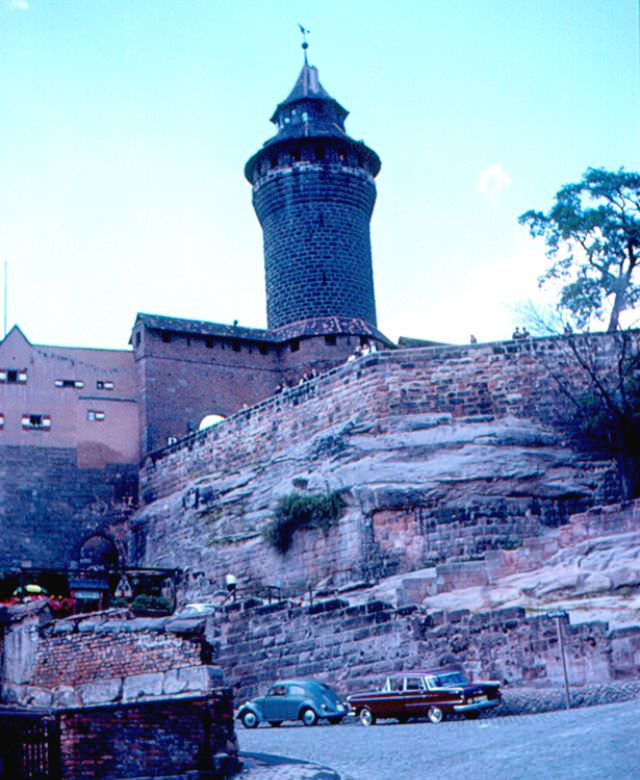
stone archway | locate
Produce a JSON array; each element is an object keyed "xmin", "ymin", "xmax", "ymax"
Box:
[{"xmin": 78, "ymin": 533, "xmax": 120, "ymax": 569}]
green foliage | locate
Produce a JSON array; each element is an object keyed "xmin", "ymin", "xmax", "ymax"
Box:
[
  {"xmin": 263, "ymin": 492, "xmax": 346, "ymax": 554},
  {"xmin": 130, "ymin": 593, "xmax": 173, "ymax": 614},
  {"xmin": 519, "ymin": 167, "xmax": 640, "ymax": 332}
]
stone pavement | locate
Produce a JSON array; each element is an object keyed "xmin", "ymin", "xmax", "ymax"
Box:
[{"xmin": 238, "ymin": 752, "xmax": 342, "ymax": 780}]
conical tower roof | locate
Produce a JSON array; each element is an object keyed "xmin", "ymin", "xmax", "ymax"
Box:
[{"xmin": 269, "ymin": 62, "xmax": 348, "ymax": 125}]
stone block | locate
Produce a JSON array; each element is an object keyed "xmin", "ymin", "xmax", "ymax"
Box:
[
  {"xmin": 52, "ymin": 685, "xmax": 81, "ymax": 707},
  {"xmin": 77, "ymin": 677, "xmax": 123, "ymax": 705},
  {"xmin": 162, "ymin": 665, "xmax": 223, "ymax": 696},
  {"xmin": 122, "ymin": 671, "xmax": 164, "ymax": 700},
  {"xmin": 25, "ymin": 686, "xmax": 53, "ymax": 707}
]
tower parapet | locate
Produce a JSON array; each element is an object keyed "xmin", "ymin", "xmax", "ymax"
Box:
[{"xmin": 245, "ymin": 60, "xmax": 381, "ymax": 333}]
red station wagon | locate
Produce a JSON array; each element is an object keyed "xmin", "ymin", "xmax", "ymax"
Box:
[{"xmin": 347, "ymin": 667, "xmax": 502, "ymax": 725}]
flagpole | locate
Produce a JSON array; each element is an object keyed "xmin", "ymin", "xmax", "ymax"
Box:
[{"xmin": 3, "ymin": 261, "xmax": 7, "ymax": 338}]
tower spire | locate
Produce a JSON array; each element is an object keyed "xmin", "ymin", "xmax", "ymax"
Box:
[{"xmin": 298, "ymin": 23, "xmax": 310, "ymax": 65}]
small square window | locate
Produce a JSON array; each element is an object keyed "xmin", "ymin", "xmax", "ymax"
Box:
[
  {"xmin": 0, "ymin": 413, "xmax": 4, "ymax": 429},
  {"xmin": 161, "ymin": 331, "xmax": 171, "ymax": 343},
  {"xmin": 55, "ymin": 379, "xmax": 84, "ymax": 389},
  {"xmin": 232, "ymin": 340, "xmax": 241, "ymax": 352},
  {"xmin": 290, "ymin": 339, "xmax": 300, "ymax": 353},
  {"xmin": 87, "ymin": 410, "xmax": 105, "ymax": 422},
  {"xmin": 205, "ymin": 337, "xmax": 214, "ymax": 349},
  {"xmin": 96, "ymin": 380, "xmax": 115, "ymax": 390},
  {"xmin": 324, "ymin": 334, "xmax": 337, "ymax": 346}
]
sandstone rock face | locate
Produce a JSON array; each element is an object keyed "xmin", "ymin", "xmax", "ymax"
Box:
[{"xmin": 133, "ymin": 414, "xmax": 613, "ymax": 599}]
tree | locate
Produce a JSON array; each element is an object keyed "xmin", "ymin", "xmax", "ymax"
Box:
[
  {"xmin": 539, "ymin": 330, "xmax": 640, "ymax": 500},
  {"xmin": 519, "ymin": 168, "xmax": 640, "ymax": 332}
]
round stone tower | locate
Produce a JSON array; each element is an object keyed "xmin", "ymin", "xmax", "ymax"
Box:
[{"xmin": 245, "ymin": 58, "xmax": 381, "ymax": 333}]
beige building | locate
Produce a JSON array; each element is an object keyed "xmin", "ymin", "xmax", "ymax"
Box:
[{"xmin": 0, "ymin": 325, "xmax": 139, "ymax": 468}]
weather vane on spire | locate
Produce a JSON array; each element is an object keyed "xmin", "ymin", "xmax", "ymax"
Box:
[{"xmin": 298, "ymin": 23, "xmax": 310, "ymax": 64}]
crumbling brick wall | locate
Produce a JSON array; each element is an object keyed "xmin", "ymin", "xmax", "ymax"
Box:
[
  {"xmin": 57, "ymin": 693, "xmax": 239, "ymax": 780},
  {"xmin": 31, "ymin": 628, "xmax": 202, "ymax": 689}
]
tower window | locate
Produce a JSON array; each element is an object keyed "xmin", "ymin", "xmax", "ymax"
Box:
[
  {"xmin": 22, "ymin": 414, "xmax": 51, "ymax": 431},
  {"xmin": 135, "ymin": 331, "xmax": 141, "ymax": 346}
]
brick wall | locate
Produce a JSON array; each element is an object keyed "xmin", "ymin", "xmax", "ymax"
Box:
[
  {"xmin": 31, "ymin": 628, "xmax": 202, "ymax": 690},
  {"xmin": 58, "ymin": 693, "xmax": 240, "ymax": 780}
]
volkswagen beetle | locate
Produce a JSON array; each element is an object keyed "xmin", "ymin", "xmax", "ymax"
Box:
[{"xmin": 237, "ymin": 679, "xmax": 348, "ymax": 728}]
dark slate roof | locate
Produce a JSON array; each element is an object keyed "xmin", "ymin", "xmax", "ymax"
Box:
[
  {"xmin": 270, "ymin": 63, "xmax": 348, "ymax": 124},
  {"xmin": 133, "ymin": 313, "xmax": 393, "ymax": 347},
  {"xmin": 268, "ymin": 316, "xmax": 394, "ymax": 347},
  {"xmin": 132, "ymin": 313, "xmax": 273, "ymax": 343},
  {"xmin": 283, "ymin": 64, "xmax": 334, "ymax": 103}
]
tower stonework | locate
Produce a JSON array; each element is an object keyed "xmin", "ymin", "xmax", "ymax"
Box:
[{"xmin": 245, "ymin": 62, "xmax": 381, "ymax": 332}]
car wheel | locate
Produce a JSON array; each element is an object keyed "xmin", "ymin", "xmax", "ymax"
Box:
[
  {"xmin": 300, "ymin": 707, "xmax": 318, "ymax": 727},
  {"xmin": 268, "ymin": 721, "xmax": 283, "ymax": 727},
  {"xmin": 427, "ymin": 706, "xmax": 444, "ymax": 724},
  {"xmin": 359, "ymin": 707, "xmax": 376, "ymax": 727},
  {"xmin": 241, "ymin": 711, "xmax": 259, "ymax": 729}
]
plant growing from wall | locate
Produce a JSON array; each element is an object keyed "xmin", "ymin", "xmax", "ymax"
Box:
[{"xmin": 263, "ymin": 492, "xmax": 346, "ymax": 554}]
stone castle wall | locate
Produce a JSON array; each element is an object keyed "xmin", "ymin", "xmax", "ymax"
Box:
[
  {"xmin": 134, "ymin": 334, "xmax": 620, "ymax": 593},
  {"xmin": 210, "ymin": 598, "xmax": 640, "ymax": 703},
  {"xmin": 0, "ymin": 444, "xmax": 137, "ymax": 570},
  {"xmin": 141, "ymin": 334, "xmax": 617, "ymax": 501}
]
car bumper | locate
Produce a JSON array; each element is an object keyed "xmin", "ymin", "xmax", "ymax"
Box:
[{"xmin": 453, "ymin": 698, "xmax": 501, "ymax": 713}]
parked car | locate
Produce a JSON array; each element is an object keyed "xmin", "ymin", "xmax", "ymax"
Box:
[
  {"xmin": 236, "ymin": 679, "xmax": 348, "ymax": 728},
  {"xmin": 347, "ymin": 667, "xmax": 501, "ymax": 725}
]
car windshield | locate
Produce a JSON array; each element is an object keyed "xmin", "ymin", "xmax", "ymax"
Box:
[{"xmin": 430, "ymin": 672, "xmax": 469, "ymax": 687}]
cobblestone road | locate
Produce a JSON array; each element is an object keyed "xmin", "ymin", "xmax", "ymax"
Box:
[{"xmin": 238, "ymin": 699, "xmax": 640, "ymax": 780}]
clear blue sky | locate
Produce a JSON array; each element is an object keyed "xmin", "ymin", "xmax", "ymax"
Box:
[{"xmin": 1, "ymin": 0, "xmax": 639, "ymax": 348}]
